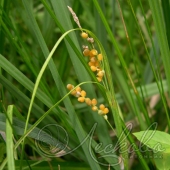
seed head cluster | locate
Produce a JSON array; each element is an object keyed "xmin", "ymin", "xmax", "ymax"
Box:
[
  {"xmin": 67, "ymin": 6, "xmax": 109, "ymax": 119},
  {"xmin": 67, "ymin": 84, "xmax": 109, "ymax": 116},
  {"xmin": 81, "ymin": 32, "xmax": 105, "ymax": 82}
]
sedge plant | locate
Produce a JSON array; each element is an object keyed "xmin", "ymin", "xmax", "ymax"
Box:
[{"xmin": 0, "ymin": 0, "xmax": 170, "ymax": 170}]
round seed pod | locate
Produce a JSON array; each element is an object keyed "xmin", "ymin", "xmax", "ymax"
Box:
[
  {"xmin": 97, "ymin": 54, "xmax": 103, "ymax": 61},
  {"xmin": 88, "ymin": 61, "xmax": 94, "ymax": 66},
  {"xmin": 90, "ymin": 49, "xmax": 98, "ymax": 56},
  {"xmin": 97, "ymin": 77, "xmax": 102, "ymax": 82},
  {"xmin": 92, "ymin": 106, "xmax": 98, "ymax": 111},
  {"xmin": 76, "ymin": 87, "xmax": 81, "ymax": 92},
  {"xmin": 95, "ymin": 61, "xmax": 99, "ymax": 67},
  {"xmin": 90, "ymin": 57, "xmax": 96, "ymax": 63},
  {"xmin": 91, "ymin": 98, "xmax": 97, "ymax": 105},
  {"xmin": 83, "ymin": 48, "xmax": 90, "ymax": 56},
  {"xmin": 71, "ymin": 90, "xmax": 77, "ymax": 96},
  {"xmin": 90, "ymin": 66, "xmax": 97, "ymax": 72},
  {"xmin": 85, "ymin": 98, "xmax": 91, "ymax": 105},
  {"xmin": 99, "ymin": 104, "xmax": 105, "ymax": 110},
  {"xmin": 98, "ymin": 110, "xmax": 103, "ymax": 115},
  {"xmin": 67, "ymin": 84, "xmax": 73, "ymax": 90},
  {"xmin": 97, "ymin": 71, "xmax": 104, "ymax": 77},
  {"xmin": 81, "ymin": 90, "xmax": 86, "ymax": 97},
  {"xmin": 81, "ymin": 32, "xmax": 88, "ymax": 39},
  {"xmin": 78, "ymin": 97, "xmax": 85, "ymax": 102},
  {"xmin": 103, "ymin": 108, "xmax": 109, "ymax": 114}
]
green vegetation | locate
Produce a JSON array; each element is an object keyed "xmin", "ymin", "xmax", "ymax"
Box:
[{"xmin": 0, "ymin": 0, "xmax": 170, "ymax": 169}]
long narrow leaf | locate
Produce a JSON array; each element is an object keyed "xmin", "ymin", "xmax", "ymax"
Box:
[{"xmin": 6, "ymin": 105, "xmax": 15, "ymax": 170}]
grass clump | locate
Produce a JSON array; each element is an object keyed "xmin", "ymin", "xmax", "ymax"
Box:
[{"xmin": 0, "ymin": 1, "xmax": 170, "ymax": 170}]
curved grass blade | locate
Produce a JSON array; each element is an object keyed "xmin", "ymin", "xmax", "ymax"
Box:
[
  {"xmin": 0, "ymin": 56, "xmax": 71, "ymax": 127},
  {"xmin": 86, "ymin": 29, "xmax": 129, "ymax": 168},
  {"xmin": 45, "ymin": 0, "xmax": 113, "ymax": 146},
  {"xmin": 148, "ymin": 0, "xmax": 170, "ymax": 129},
  {"xmin": 23, "ymin": 29, "xmax": 77, "ymax": 136},
  {"xmin": 22, "ymin": 0, "xmax": 116, "ymax": 168},
  {"xmin": 128, "ymin": 0, "xmax": 170, "ymax": 131},
  {"xmin": 161, "ymin": 0, "xmax": 170, "ymax": 48},
  {"xmin": 6, "ymin": 105, "xmax": 15, "ymax": 170},
  {"xmin": 18, "ymin": 5, "xmax": 100, "ymax": 164},
  {"xmin": 90, "ymin": 1, "xmax": 150, "ymax": 168},
  {"xmin": 92, "ymin": 0, "xmax": 151, "ymax": 128}
]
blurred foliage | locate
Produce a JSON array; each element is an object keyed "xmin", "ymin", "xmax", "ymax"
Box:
[{"xmin": 0, "ymin": 0, "xmax": 170, "ymax": 169}]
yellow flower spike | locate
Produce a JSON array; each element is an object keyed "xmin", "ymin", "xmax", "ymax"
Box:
[
  {"xmin": 90, "ymin": 66, "xmax": 97, "ymax": 72},
  {"xmin": 99, "ymin": 104, "xmax": 105, "ymax": 110},
  {"xmin": 92, "ymin": 106, "xmax": 98, "ymax": 111},
  {"xmin": 85, "ymin": 98, "xmax": 92, "ymax": 105},
  {"xmin": 97, "ymin": 54, "xmax": 103, "ymax": 61},
  {"xmin": 83, "ymin": 48, "xmax": 90, "ymax": 56},
  {"xmin": 91, "ymin": 98, "xmax": 97, "ymax": 105},
  {"xmin": 103, "ymin": 108, "xmax": 109, "ymax": 114},
  {"xmin": 78, "ymin": 97, "xmax": 85, "ymax": 102},
  {"xmin": 81, "ymin": 90, "xmax": 86, "ymax": 97},
  {"xmin": 67, "ymin": 84, "xmax": 74, "ymax": 90},
  {"xmin": 81, "ymin": 32, "xmax": 88, "ymax": 39}
]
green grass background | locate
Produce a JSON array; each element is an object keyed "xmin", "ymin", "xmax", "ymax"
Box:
[{"xmin": 0, "ymin": 0, "xmax": 170, "ymax": 169}]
